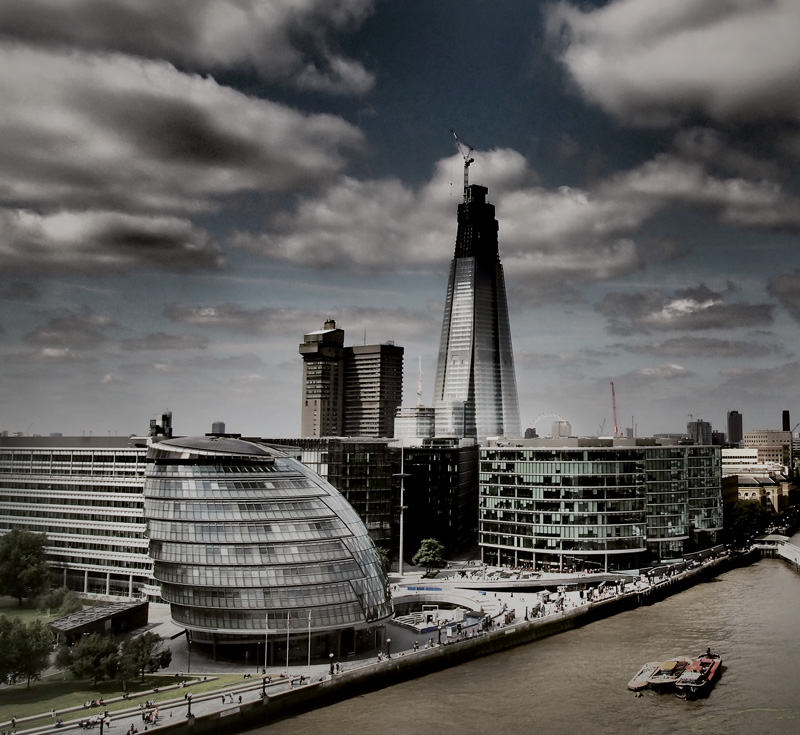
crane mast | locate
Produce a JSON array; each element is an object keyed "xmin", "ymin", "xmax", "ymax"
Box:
[
  {"xmin": 451, "ymin": 129, "xmax": 474, "ymax": 202},
  {"xmin": 610, "ymin": 381, "xmax": 621, "ymax": 438}
]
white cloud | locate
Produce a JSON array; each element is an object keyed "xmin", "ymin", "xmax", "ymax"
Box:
[
  {"xmin": 547, "ymin": 0, "xmax": 800, "ymax": 127},
  {"xmin": 0, "ymin": 0, "xmax": 376, "ymax": 95}
]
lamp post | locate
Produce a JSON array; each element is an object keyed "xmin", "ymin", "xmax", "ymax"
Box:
[
  {"xmin": 393, "ymin": 441, "xmax": 410, "ymax": 575},
  {"xmin": 264, "ymin": 613, "xmax": 269, "ymax": 674},
  {"xmin": 386, "ymin": 638, "xmax": 392, "ymax": 659},
  {"xmin": 186, "ymin": 693, "xmax": 192, "ymax": 718},
  {"xmin": 329, "ymin": 653, "xmax": 335, "ymax": 676}
]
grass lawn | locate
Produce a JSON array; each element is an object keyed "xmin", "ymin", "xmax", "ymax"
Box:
[
  {"xmin": 0, "ymin": 673, "xmax": 246, "ymax": 727},
  {"xmin": 0, "ymin": 597, "xmax": 59, "ymax": 624}
]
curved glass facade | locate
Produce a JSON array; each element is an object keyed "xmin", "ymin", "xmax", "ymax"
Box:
[{"xmin": 143, "ymin": 436, "xmax": 391, "ymax": 659}]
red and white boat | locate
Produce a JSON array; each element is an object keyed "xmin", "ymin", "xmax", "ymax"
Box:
[{"xmin": 675, "ymin": 651, "xmax": 722, "ymax": 698}]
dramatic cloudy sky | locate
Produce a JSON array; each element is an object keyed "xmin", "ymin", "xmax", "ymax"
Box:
[{"xmin": 1, "ymin": 0, "xmax": 799, "ymax": 439}]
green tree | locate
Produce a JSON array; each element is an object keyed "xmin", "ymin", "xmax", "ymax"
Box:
[
  {"xmin": 16, "ymin": 619, "xmax": 54, "ymax": 687},
  {"xmin": 729, "ymin": 500, "xmax": 771, "ymax": 545},
  {"xmin": 119, "ymin": 632, "xmax": 171, "ymax": 683},
  {"xmin": 0, "ymin": 529, "xmax": 51, "ymax": 605},
  {"xmin": 412, "ymin": 538, "xmax": 446, "ymax": 575},
  {"xmin": 0, "ymin": 615, "xmax": 19, "ymax": 683},
  {"xmin": 58, "ymin": 632, "xmax": 120, "ymax": 686},
  {"xmin": 375, "ymin": 546, "xmax": 391, "ymax": 576},
  {"xmin": 58, "ymin": 591, "xmax": 84, "ymax": 617},
  {"xmin": 0, "ymin": 617, "xmax": 54, "ymax": 687}
]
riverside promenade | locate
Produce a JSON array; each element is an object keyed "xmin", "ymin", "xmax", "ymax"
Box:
[{"xmin": 3, "ymin": 550, "xmax": 755, "ymax": 735}]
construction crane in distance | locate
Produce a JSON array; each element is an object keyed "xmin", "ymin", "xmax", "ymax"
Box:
[
  {"xmin": 610, "ymin": 381, "xmax": 622, "ymax": 438},
  {"xmin": 452, "ymin": 129, "xmax": 474, "ymax": 202}
]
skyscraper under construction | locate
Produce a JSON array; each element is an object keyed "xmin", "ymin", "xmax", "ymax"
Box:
[{"xmin": 433, "ymin": 183, "xmax": 520, "ymax": 440}]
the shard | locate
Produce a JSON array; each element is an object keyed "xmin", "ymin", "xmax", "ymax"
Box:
[{"xmin": 433, "ymin": 183, "xmax": 521, "ymax": 440}]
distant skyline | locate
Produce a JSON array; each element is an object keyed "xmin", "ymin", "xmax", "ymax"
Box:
[{"xmin": 1, "ymin": 1, "xmax": 799, "ymax": 439}]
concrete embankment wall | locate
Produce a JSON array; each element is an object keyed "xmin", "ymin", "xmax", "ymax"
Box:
[{"xmin": 156, "ymin": 552, "xmax": 756, "ymax": 735}]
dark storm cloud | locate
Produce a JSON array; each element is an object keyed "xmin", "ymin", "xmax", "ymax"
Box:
[
  {"xmin": 624, "ymin": 336, "xmax": 785, "ymax": 359},
  {"xmin": 596, "ymin": 283, "xmax": 774, "ymax": 335},
  {"xmin": 0, "ymin": 281, "xmax": 39, "ymax": 301},
  {"xmin": 120, "ymin": 333, "xmax": 210, "ymax": 352},
  {"xmin": 164, "ymin": 303, "xmax": 311, "ymax": 335},
  {"xmin": 163, "ymin": 302, "xmax": 434, "ymax": 342},
  {"xmin": 719, "ymin": 360, "xmax": 800, "ymax": 395},
  {"xmin": 767, "ymin": 270, "xmax": 800, "ymax": 323},
  {"xmin": 0, "ymin": 44, "xmax": 363, "ymax": 215},
  {"xmin": 0, "ymin": 210, "xmax": 222, "ymax": 275},
  {"xmin": 24, "ymin": 311, "xmax": 115, "ymax": 348},
  {"xmin": 0, "ymin": 0, "xmax": 375, "ymax": 95}
]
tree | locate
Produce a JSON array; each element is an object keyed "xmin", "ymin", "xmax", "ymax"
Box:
[
  {"xmin": 16, "ymin": 619, "xmax": 54, "ymax": 687},
  {"xmin": 0, "ymin": 529, "xmax": 51, "ymax": 606},
  {"xmin": 728, "ymin": 500, "xmax": 771, "ymax": 546},
  {"xmin": 59, "ymin": 591, "xmax": 84, "ymax": 617},
  {"xmin": 119, "ymin": 632, "xmax": 171, "ymax": 683},
  {"xmin": 58, "ymin": 633, "xmax": 120, "ymax": 686},
  {"xmin": 375, "ymin": 546, "xmax": 391, "ymax": 576},
  {"xmin": 0, "ymin": 617, "xmax": 54, "ymax": 687},
  {"xmin": 412, "ymin": 538, "xmax": 446, "ymax": 576}
]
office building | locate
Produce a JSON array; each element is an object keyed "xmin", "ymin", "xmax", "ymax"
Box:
[
  {"xmin": 401, "ymin": 441, "xmax": 480, "ymax": 560},
  {"xmin": 342, "ymin": 343, "xmax": 404, "ymax": 437},
  {"xmin": 261, "ymin": 437, "xmax": 396, "ymax": 553},
  {"xmin": 0, "ymin": 435, "xmax": 156, "ymax": 600},
  {"xmin": 143, "ymin": 434, "xmax": 392, "ymax": 660},
  {"xmin": 478, "ymin": 438, "xmax": 722, "ymax": 570},
  {"xmin": 727, "ymin": 410, "xmax": 743, "ymax": 446},
  {"xmin": 721, "ymin": 448, "xmax": 790, "ymax": 512},
  {"xmin": 742, "ymin": 430, "xmax": 793, "ymax": 467},
  {"xmin": 299, "ymin": 320, "xmax": 345, "ymax": 438},
  {"xmin": 433, "ymin": 183, "xmax": 520, "ymax": 440},
  {"xmin": 394, "ymin": 406, "xmax": 436, "ymax": 444},
  {"xmin": 687, "ymin": 419, "xmax": 712, "ymax": 446},
  {"xmin": 299, "ymin": 320, "xmax": 403, "ymax": 438}
]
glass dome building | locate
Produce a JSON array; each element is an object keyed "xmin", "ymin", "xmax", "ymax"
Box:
[{"xmin": 143, "ymin": 435, "xmax": 392, "ymax": 662}]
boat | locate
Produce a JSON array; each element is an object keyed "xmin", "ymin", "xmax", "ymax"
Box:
[
  {"xmin": 628, "ymin": 661, "xmax": 662, "ymax": 691},
  {"xmin": 646, "ymin": 656, "xmax": 691, "ymax": 690},
  {"xmin": 675, "ymin": 651, "xmax": 722, "ymax": 698}
]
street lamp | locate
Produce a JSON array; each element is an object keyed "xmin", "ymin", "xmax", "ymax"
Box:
[
  {"xmin": 186, "ymin": 693, "xmax": 192, "ymax": 718},
  {"xmin": 386, "ymin": 638, "xmax": 392, "ymax": 659},
  {"xmin": 329, "ymin": 652, "xmax": 335, "ymax": 676},
  {"xmin": 393, "ymin": 442, "xmax": 411, "ymax": 576}
]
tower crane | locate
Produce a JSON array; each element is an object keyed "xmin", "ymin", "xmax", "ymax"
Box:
[
  {"xmin": 451, "ymin": 129, "xmax": 474, "ymax": 202},
  {"xmin": 610, "ymin": 381, "xmax": 622, "ymax": 438}
]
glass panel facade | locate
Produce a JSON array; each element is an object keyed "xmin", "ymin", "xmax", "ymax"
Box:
[
  {"xmin": 433, "ymin": 184, "xmax": 520, "ymax": 439},
  {"xmin": 478, "ymin": 443, "xmax": 723, "ymax": 568}
]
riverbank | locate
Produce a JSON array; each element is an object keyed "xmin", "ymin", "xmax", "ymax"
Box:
[{"xmin": 12, "ymin": 550, "xmax": 755, "ymax": 735}]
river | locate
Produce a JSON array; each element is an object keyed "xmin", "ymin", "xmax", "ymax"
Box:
[{"xmin": 251, "ymin": 543, "xmax": 800, "ymax": 735}]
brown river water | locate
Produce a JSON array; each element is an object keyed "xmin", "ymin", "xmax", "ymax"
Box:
[{"xmin": 250, "ymin": 539, "xmax": 800, "ymax": 735}]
